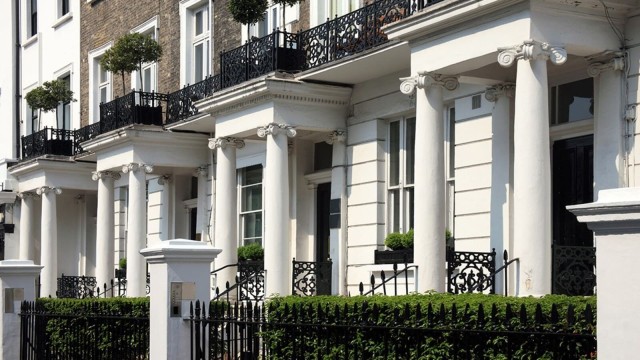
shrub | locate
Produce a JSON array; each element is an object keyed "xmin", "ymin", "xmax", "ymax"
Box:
[
  {"xmin": 237, "ymin": 243, "xmax": 264, "ymax": 261},
  {"xmin": 384, "ymin": 232, "xmax": 405, "ymax": 250},
  {"xmin": 402, "ymin": 228, "xmax": 414, "ymax": 248},
  {"xmin": 262, "ymin": 294, "xmax": 596, "ymax": 359},
  {"xmin": 119, "ymin": 257, "xmax": 127, "ymax": 269},
  {"xmin": 32, "ymin": 297, "xmax": 149, "ymax": 358}
]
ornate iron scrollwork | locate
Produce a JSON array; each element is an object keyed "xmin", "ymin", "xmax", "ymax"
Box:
[
  {"xmin": 447, "ymin": 249, "xmax": 497, "ymax": 294},
  {"xmin": 238, "ymin": 261, "xmax": 265, "ymax": 301},
  {"xmin": 56, "ymin": 274, "xmax": 97, "ymax": 299},
  {"xmin": 292, "ymin": 259, "xmax": 332, "ymax": 296},
  {"xmin": 553, "ymin": 245, "xmax": 596, "ymax": 296}
]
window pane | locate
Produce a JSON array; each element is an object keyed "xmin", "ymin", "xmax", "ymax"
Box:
[
  {"xmin": 405, "ymin": 118, "xmax": 415, "ymax": 185},
  {"xmin": 243, "ymin": 213, "xmax": 262, "ymax": 240},
  {"xmin": 195, "ymin": 10, "xmax": 203, "ymax": 36},
  {"xmin": 242, "ymin": 185, "xmax": 262, "ymax": 212},
  {"xmin": 63, "ymin": 103, "xmax": 70, "ymax": 130},
  {"xmin": 389, "ymin": 189, "xmax": 400, "ymax": 233},
  {"xmin": 61, "ymin": 0, "xmax": 69, "ymax": 16},
  {"xmin": 258, "ymin": 13, "xmax": 268, "ymax": 37},
  {"xmin": 143, "ymin": 67, "xmax": 152, "ymax": 92},
  {"xmin": 449, "ymin": 108, "xmax": 456, "ymax": 178},
  {"xmin": 99, "ymin": 65, "xmax": 107, "ymax": 84},
  {"xmin": 100, "ymin": 86, "xmax": 107, "ymax": 104},
  {"xmin": 243, "ymin": 165, "xmax": 263, "ymax": 185},
  {"xmin": 555, "ymin": 78, "xmax": 594, "ymax": 124},
  {"xmin": 406, "ymin": 187, "xmax": 414, "ymax": 230},
  {"xmin": 194, "ymin": 43, "xmax": 203, "ymax": 82},
  {"xmin": 389, "ymin": 121, "xmax": 400, "ymax": 186}
]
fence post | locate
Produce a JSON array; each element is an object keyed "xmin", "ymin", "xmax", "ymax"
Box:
[
  {"xmin": 568, "ymin": 188, "xmax": 640, "ymax": 359},
  {"xmin": 141, "ymin": 239, "xmax": 221, "ymax": 360},
  {"xmin": 0, "ymin": 259, "xmax": 43, "ymax": 360}
]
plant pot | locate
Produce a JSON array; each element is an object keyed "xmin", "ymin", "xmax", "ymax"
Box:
[
  {"xmin": 44, "ymin": 139, "xmax": 73, "ymax": 156},
  {"xmin": 374, "ymin": 248, "xmax": 413, "ymax": 265},
  {"xmin": 275, "ymin": 47, "xmax": 305, "ymax": 72},
  {"xmin": 134, "ymin": 105, "xmax": 163, "ymax": 126}
]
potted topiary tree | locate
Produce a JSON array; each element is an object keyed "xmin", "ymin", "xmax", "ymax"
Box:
[
  {"xmin": 25, "ymin": 79, "xmax": 76, "ymax": 155},
  {"xmin": 100, "ymin": 33, "xmax": 164, "ymax": 126},
  {"xmin": 227, "ymin": 0, "xmax": 269, "ymax": 42}
]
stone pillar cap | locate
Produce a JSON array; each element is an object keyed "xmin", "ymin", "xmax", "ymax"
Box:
[
  {"xmin": 141, "ymin": 239, "xmax": 222, "ymax": 263},
  {"xmin": 0, "ymin": 260, "xmax": 44, "ymax": 274}
]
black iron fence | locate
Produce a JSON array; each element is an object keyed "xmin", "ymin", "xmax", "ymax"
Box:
[
  {"xmin": 56, "ymin": 274, "xmax": 97, "ymax": 299},
  {"xmin": 292, "ymin": 258, "xmax": 332, "ymax": 296},
  {"xmin": 21, "ymin": 127, "xmax": 75, "ymax": 160},
  {"xmin": 189, "ymin": 299, "xmax": 596, "ymax": 360},
  {"xmin": 553, "ymin": 245, "xmax": 596, "ymax": 296},
  {"xmin": 20, "ymin": 301, "xmax": 149, "ymax": 359},
  {"xmin": 212, "ymin": 261, "xmax": 265, "ymax": 302}
]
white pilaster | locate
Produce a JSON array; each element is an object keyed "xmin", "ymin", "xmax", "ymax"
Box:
[
  {"xmin": 37, "ymin": 186, "xmax": 62, "ymax": 297},
  {"xmin": 122, "ymin": 163, "xmax": 153, "ymax": 297},
  {"xmin": 486, "ymin": 84, "xmax": 514, "ymax": 295},
  {"xmin": 498, "ymin": 40, "xmax": 567, "ymax": 296},
  {"xmin": 258, "ymin": 123, "xmax": 296, "ymax": 297},
  {"xmin": 157, "ymin": 175, "xmax": 173, "ymax": 241},
  {"xmin": 588, "ymin": 55, "xmax": 626, "ymax": 197},
  {"xmin": 327, "ymin": 130, "xmax": 347, "ymax": 295},
  {"xmin": 17, "ymin": 192, "xmax": 37, "ymax": 261},
  {"xmin": 400, "ymin": 73, "xmax": 459, "ymax": 293},
  {"xmin": 92, "ymin": 170, "xmax": 121, "ymax": 292},
  {"xmin": 194, "ymin": 166, "xmax": 209, "ymax": 241},
  {"xmin": 209, "ymin": 137, "xmax": 244, "ymax": 292}
]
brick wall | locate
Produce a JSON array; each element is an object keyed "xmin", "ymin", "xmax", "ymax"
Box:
[
  {"xmin": 80, "ymin": 0, "xmax": 181, "ymax": 126},
  {"xmin": 212, "ymin": 0, "xmax": 241, "ymax": 74}
]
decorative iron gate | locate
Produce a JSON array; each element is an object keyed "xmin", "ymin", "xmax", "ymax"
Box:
[
  {"xmin": 447, "ymin": 249, "xmax": 497, "ymax": 294},
  {"xmin": 292, "ymin": 259, "xmax": 332, "ymax": 296},
  {"xmin": 552, "ymin": 245, "xmax": 596, "ymax": 296}
]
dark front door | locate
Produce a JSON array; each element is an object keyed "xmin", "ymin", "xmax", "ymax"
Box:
[
  {"xmin": 552, "ymin": 135, "xmax": 596, "ymax": 295},
  {"xmin": 316, "ymin": 183, "xmax": 331, "ymax": 263}
]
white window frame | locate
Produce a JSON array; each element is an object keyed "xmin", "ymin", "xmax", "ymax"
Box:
[
  {"xmin": 386, "ymin": 116, "xmax": 415, "ymax": 235},
  {"xmin": 444, "ymin": 106, "xmax": 456, "ymax": 240},
  {"xmin": 242, "ymin": 2, "xmax": 300, "ymax": 43},
  {"xmin": 238, "ymin": 165, "xmax": 264, "ymax": 247},
  {"xmin": 180, "ymin": 0, "xmax": 212, "ymax": 85},
  {"xmin": 130, "ymin": 17, "xmax": 159, "ymax": 93},
  {"xmin": 310, "ymin": 0, "xmax": 358, "ymax": 27},
  {"xmin": 88, "ymin": 42, "xmax": 112, "ymax": 124},
  {"xmin": 58, "ymin": 0, "xmax": 70, "ymax": 18},
  {"xmin": 57, "ymin": 73, "xmax": 72, "ymax": 130}
]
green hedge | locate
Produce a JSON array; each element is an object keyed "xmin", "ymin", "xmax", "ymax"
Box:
[
  {"xmin": 263, "ymin": 294, "xmax": 596, "ymax": 359},
  {"xmin": 31, "ymin": 297, "xmax": 149, "ymax": 358}
]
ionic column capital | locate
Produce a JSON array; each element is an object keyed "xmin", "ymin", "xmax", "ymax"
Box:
[
  {"xmin": 208, "ymin": 137, "xmax": 245, "ymax": 150},
  {"xmin": 399, "ymin": 72, "xmax": 459, "ymax": 95},
  {"xmin": 485, "ymin": 83, "xmax": 515, "ymax": 102},
  {"xmin": 497, "ymin": 40, "xmax": 567, "ymax": 67},
  {"xmin": 193, "ymin": 165, "xmax": 208, "ymax": 177},
  {"xmin": 91, "ymin": 170, "xmax": 122, "ymax": 181},
  {"xmin": 122, "ymin": 163, "xmax": 154, "ymax": 174},
  {"xmin": 36, "ymin": 186, "xmax": 62, "ymax": 196},
  {"xmin": 326, "ymin": 130, "xmax": 347, "ymax": 145},
  {"xmin": 257, "ymin": 123, "xmax": 297, "ymax": 138},
  {"xmin": 17, "ymin": 191, "xmax": 38, "ymax": 199},
  {"xmin": 157, "ymin": 175, "xmax": 172, "ymax": 185},
  {"xmin": 587, "ymin": 56, "xmax": 625, "ymax": 77}
]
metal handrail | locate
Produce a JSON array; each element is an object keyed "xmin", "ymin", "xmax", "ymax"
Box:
[{"xmin": 359, "ymin": 262, "xmax": 418, "ymax": 296}]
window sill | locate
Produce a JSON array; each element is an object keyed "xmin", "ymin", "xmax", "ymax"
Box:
[
  {"xmin": 23, "ymin": 34, "xmax": 38, "ymax": 48},
  {"xmin": 52, "ymin": 12, "xmax": 73, "ymax": 30}
]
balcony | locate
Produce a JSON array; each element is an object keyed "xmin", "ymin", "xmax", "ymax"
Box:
[{"xmin": 21, "ymin": 127, "xmax": 75, "ymax": 161}]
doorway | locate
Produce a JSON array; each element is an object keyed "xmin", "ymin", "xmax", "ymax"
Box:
[
  {"xmin": 552, "ymin": 135, "xmax": 596, "ymax": 295},
  {"xmin": 316, "ymin": 183, "xmax": 331, "ymax": 263}
]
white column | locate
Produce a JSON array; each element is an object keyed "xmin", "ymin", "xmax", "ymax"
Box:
[
  {"xmin": 327, "ymin": 130, "xmax": 347, "ymax": 295},
  {"xmin": 18, "ymin": 192, "xmax": 37, "ymax": 261},
  {"xmin": 194, "ymin": 165, "xmax": 209, "ymax": 241},
  {"xmin": 157, "ymin": 175, "xmax": 172, "ymax": 241},
  {"xmin": 37, "ymin": 186, "xmax": 62, "ymax": 297},
  {"xmin": 92, "ymin": 170, "xmax": 121, "ymax": 291},
  {"xmin": 209, "ymin": 137, "xmax": 244, "ymax": 292},
  {"xmin": 258, "ymin": 123, "xmax": 296, "ymax": 297},
  {"xmin": 588, "ymin": 56, "xmax": 626, "ymax": 197},
  {"xmin": 141, "ymin": 239, "xmax": 221, "ymax": 360},
  {"xmin": 122, "ymin": 163, "xmax": 153, "ymax": 297},
  {"xmin": 486, "ymin": 84, "xmax": 514, "ymax": 295},
  {"xmin": 400, "ymin": 73, "xmax": 459, "ymax": 293},
  {"xmin": 498, "ymin": 40, "xmax": 567, "ymax": 296}
]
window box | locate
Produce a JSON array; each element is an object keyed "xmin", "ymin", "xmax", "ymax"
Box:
[
  {"xmin": 275, "ymin": 47, "xmax": 305, "ymax": 72},
  {"xmin": 44, "ymin": 139, "xmax": 74, "ymax": 156},
  {"xmin": 134, "ymin": 105, "xmax": 163, "ymax": 126},
  {"xmin": 374, "ymin": 248, "xmax": 413, "ymax": 265}
]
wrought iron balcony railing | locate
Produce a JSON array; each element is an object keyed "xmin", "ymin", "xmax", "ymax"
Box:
[
  {"xmin": 165, "ymin": 74, "xmax": 221, "ymax": 124},
  {"xmin": 99, "ymin": 90, "xmax": 167, "ymax": 133},
  {"xmin": 21, "ymin": 127, "xmax": 75, "ymax": 161}
]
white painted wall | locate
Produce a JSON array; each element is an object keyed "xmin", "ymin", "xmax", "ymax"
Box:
[{"xmin": 0, "ymin": 0, "xmax": 18, "ymax": 162}]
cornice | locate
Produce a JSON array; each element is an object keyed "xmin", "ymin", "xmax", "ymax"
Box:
[
  {"xmin": 384, "ymin": 0, "xmax": 526, "ymax": 43},
  {"xmin": 9, "ymin": 158, "xmax": 95, "ymax": 179},
  {"xmin": 196, "ymin": 77, "xmax": 352, "ymax": 118},
  {"xmin": 81, "ymin": 125, "xmax": 208, "ymax": 154}
]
